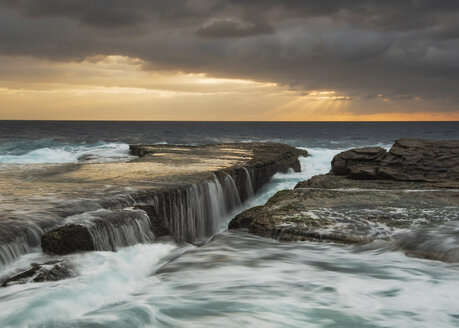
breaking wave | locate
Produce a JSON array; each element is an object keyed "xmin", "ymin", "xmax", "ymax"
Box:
[{"xmin": 0, "ymin": 140, "xmax": 134, "ymax": 164}]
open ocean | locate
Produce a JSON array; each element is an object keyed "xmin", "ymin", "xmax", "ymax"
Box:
[{"xmin": 0, "ymin": 121, "xmax": 458, "ymax": 328}]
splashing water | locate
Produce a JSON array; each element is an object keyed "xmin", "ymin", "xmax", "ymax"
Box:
[
  {"xmin": 1, "ymin": 143, "xmax": 458, "ymax": 327},
  {"xmin": 0, "ymin": 141, "xmax": 134, "ymax": 164}
]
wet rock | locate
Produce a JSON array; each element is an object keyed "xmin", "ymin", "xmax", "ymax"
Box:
[
  {"xmin": 230, "ymin": 139, "xmax": 459, "ymax": 261},
  {"xmin": 331, "ymin": 138, "xmax": 459, "ymax": 183},
  {"xmin": 1, "ymin": 260, "xmax": 75, "ymax": 287},
  {"xmin": 230, "ymin": 188, "xmax": 459, "ymax": 245},
  {"xmin": 41, "ymin": 224, "xmax": 95, "ymax": 255},
  {"xmin": 130, "ymin": 142, "xmax": 308, "ymax": 194}
]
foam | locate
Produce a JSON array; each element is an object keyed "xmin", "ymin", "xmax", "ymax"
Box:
[{"xmin": 0, "ymin": 142, "xmax": 134, "ymax": 164}]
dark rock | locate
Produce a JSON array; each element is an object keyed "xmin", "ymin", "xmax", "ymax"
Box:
[
  {"xmin": 331, "ymin": 139, "xmax": 459, "ymax": 183},
  {"xmin": 41, "ymin": 224, "xmax": 95, "ymax": 255},
  {"xmin": 1, "ymin": 260, "xmax": 75, "ymax": 287}
]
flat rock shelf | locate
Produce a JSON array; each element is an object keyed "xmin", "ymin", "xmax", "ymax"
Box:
[{"xmin": 0, "ymin": 143, "xmax": 307, "ymax": 269}]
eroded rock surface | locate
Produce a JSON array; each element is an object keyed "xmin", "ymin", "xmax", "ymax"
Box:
[
  {"xmin": 229, "ymin": 188, "xmax": 458, "ymax": 243},
  {"xmin": 329, "ymin": 138, "xmax": 459, "ymax": 184},
  {"xmin": 230, "ymin": 139, "xmax": 459, "ymax": 261}
]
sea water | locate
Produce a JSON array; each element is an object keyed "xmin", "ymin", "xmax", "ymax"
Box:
[{"xmin": 0, "ymin": 121, "xmax": 458, "ymax": 327}]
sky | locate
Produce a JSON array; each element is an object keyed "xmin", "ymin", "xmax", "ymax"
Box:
[{"xmin": 0, "ymin": 0, "xmax": 458, "ymax": 121}]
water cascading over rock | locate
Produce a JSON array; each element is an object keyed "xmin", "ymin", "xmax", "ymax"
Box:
[
  {"xmin": 142, "ymin": 173, "xmax": 243, "ymax": 244},
  {"xmin": 41, "ymin": 209, "xmax": 156, "ymax": 255},
  {"xmin": 0, "ymin": 142, "xmax": 306, "ymax": 264},
  {"xmin": 0, "ymin": 223, "xmax": 45, "ymax": 268},
  {"xmin": 41, "ymin": 171, "xmax": 253, "ymax": 254}
]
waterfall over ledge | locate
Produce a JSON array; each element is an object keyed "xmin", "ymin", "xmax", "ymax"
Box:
[{"xmin": 0, "ymin": 143, "xmax": 307, "ymax": 266}]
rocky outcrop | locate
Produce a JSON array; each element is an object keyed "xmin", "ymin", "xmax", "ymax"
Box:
[
  {"xmin": 330, "ymin": 138, "xmax": 459, "ymax": 184},
  {"xmin": 41, "ymin": 224, "xmax": 95, "ymax": 255},
  {"xmin": 230, "ymin": 139, "xmax": 459, "ymax": 262},
  {"xmin": 330, "ymin": 147, "xmax": 387, "ymax": 179},
  {"xmin": 1, "ymin": 260, "xmax": 75, "ymax": 287},
  {"xmin": 41, "ymin": 143, "xmax": 307, "ymax": 255}
]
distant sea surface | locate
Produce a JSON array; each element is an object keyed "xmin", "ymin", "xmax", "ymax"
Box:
[
  {"xmin": 0, "ymin": 121, "xmax": 457, "ymax": 164},
  {"xmin": 0, "ymin": 121, "xmax": 458, "ymax": 328}
]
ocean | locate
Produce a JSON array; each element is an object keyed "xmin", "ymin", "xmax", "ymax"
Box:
[{"xmin": 0, "ymin": 121, "xmax": 458, "ymax": 328}]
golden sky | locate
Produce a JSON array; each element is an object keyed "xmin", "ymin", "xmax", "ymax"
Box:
[
  {"xmin": 0, "ymin": 55, "xmax": 457, "ymax": 121},
  {"xmin": 1, "ymin": 1, "xmax": 459, "ymax": 121}
]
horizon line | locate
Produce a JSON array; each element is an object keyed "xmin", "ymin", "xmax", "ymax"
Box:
[{"xmin": 0, "ymin": 119, "xmax": 457, "ymax": 123}]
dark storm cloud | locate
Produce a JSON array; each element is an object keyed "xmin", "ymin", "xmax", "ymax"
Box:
[
  {"xmin": 0, "ymin": 0, "xmax": 144, "ymax": 27},
  {"xmin": 195, "ymin": 19, "xmax": 273, "ymax": 38},
  {"xmin": 0, "ymin": 0, "xmax": 458, "ymax": 111}
]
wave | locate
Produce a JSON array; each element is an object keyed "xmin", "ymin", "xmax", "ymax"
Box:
[{"xmin": 0, "ymin": 140, "xmax": 134, "ymax": 164}]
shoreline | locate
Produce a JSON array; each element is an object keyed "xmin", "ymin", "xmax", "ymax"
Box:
[{"xmin": 0, "ymin": 143, "xmax": 306, "ymax": 274}]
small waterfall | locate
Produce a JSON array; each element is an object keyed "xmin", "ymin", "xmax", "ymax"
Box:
[
  {"xmin": 242, "ymin": 167, "xmax": 255, "ymax": 199},
  {"xmin": 66, "ymin": 209, "xmax": 155, "ymax": 251},
  {"xmin": 0, "ymin": 168, "xmax": 260, "ymax": 265},
  {"xmin": 0, "ymin": 223, "xmax": 45, "ymax": 271},
  {"xmin": 0, "ymin": 238, "xmax": 31, "ymax": 270},
  {"xmin": 147, "ymin": 173, "xmax": 244, "ymax": 243},
  {"xmin": 223, "ymin": 174, "xmax": 242, "ymax": 211}
]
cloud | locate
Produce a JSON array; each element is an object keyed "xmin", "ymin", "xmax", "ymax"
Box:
[
  {"xmin": 0, "ymin": 0, "xmax": 144, "ymax": 27},
  {"xmin": 195, "ymin": 18, "xmax": 273, "ymax": 38},
  {"xmin": 0, "ymin": 0, "xmax": 458, "ymax": 113}
]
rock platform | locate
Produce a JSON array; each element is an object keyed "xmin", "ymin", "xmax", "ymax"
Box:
[{"xmin": 229, "ymin": 139, "xmax": 459, "ymax": 261}]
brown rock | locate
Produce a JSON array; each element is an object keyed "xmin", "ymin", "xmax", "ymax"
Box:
[
  {"xmin": 41, "ymin": 224, "xmax": 95, "ymax": 255},
  {"xmin": 331, "ymin": 139, "xmax": 459, "ymax": 183}
]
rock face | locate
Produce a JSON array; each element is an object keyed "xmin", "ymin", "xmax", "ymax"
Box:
[
  {"xmin": 330, "ymin": 138, "xmax": 459, "ymax": 184},
  {"xmin": 1, "ymin": 260, "xmax": 75, "ymax": 287},
  {"xmin": 40, "ymin": 143, "xmax": 307, "ymax": 255},
  {"xmin": 41, "ymin": 224, "xmax": 95, "ymax": 255},
  {"xmin": 230, "ymin": 139, "xmax": 459, "ymax": 262}
]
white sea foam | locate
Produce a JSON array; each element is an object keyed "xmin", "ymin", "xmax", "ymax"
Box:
[
  {"xmin": 0, "ymin": 142, "xmax": 134, "ymax": 164},
  {"xmin": 0, "ymin": 242, "xmax": 189, "ymax": 327},
  {"xmin": 242, "ymin": 147, "xmax": 346, "ymax": 209},
  {"xmin": 3, "ymin": 143, "xmax": 457, "ymax": 327}
]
